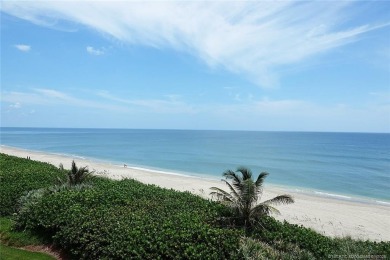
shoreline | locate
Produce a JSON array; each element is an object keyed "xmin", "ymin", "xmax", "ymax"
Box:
[
  {"xmin": 2, "ymin": 145, "xmax": 388, "ymax": 206},
  {"xmin": 1, "ymin": 145, "xmax": 389, "ymax": 241}
]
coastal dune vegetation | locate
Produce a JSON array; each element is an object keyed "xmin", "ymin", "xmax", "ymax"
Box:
[{"xmin": 0, "ymin": 153, "xmax": 389, "ymax": 259}]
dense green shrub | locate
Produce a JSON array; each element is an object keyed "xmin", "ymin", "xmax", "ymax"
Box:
[
  {"xmin": 15, "ymin": 178, "xmax": 243, "ymax": 259},
  {"xmin": 251, "ymin": 216, "xmax": 390, "ymax": 259},
  {"xmin": 0, "ymin": 153, "xmax": 66, "ymax": 216},
  {"xmin": 332, "ymin": 237, "xmax": 390, "ymax": 259},
  {"xmin": 239, "ymin": 237, "xmax": 315, "ymax": 260}
]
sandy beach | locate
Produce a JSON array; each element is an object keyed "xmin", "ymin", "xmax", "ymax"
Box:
[{"xmin": 1, "ymin": 145, "xmax": 389, "ymax": 242}]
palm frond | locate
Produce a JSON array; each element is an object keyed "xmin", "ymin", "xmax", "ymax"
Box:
[
  {"xmin": 253, "ymin": 172, "xmax": 268, "ymax": 200},
  {"xmin": 255, "ymin": 172, "xmax": 268, "ymax": 188},
  {"xmin": 210, "ymin": 187, "xmax": 235, "ymax": 204},
  {"xmin": 236, "ymin": 167, "xmax": 252, "ymax": 180},
  {"xmin": 262, "ymin": 195, "xmax": 294, "ymax": 206},
  {"xmin": 221, "ymin": 179, "xmax": 240, "ymax": 201},
  {"xmin": 223, "ymin": 170, "xmax": 242, "ymax": 183},
  {"xmin": 223, "ymin": 170, "xmax": 243, "ymax": 191},
  {"xmin": 71, "ymin": 160, "xmax": 78, "ymax": 174},
  {"xmin": 266, "ymin": 205, "xmax": 281, "ymax": 215},
  {"xmin": 251, "ymin": 203, "xmax": 280, "ymax": 217}
]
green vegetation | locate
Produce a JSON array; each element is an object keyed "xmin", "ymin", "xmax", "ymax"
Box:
[
  {"xmin": 239, "ymin": 236, "xmax": 315, "ymax": 259},
  {"xmin": 0, "ymin": 244, "xmax": 56, "ymax": 260},
  {"xmin": 0, "ymin": 153, "xmax": 389, "ymax": 259},
  {"xmin": 0, "ymin": 217, "xmax": 45, "ymax": 247},
  {"xmin": 0, "ymin": 153, "xmax": 66, "ymax": 216},
  {"xmin": 58, "ymin": 160, "xmax": 94, "ymax": 186},
  {"xmin": 2, "ymin": 154, "xmax": 241, "ymax": 259},
  {"xmin": 250, "ymin": 216, "xmax": 390, "ymax": 259},
  {"xmin": 210, "ymin": 167, "xmax": 294, "ymax": 229},
  {"xmin": 14, "ymin": 178, "xmax": 241, "ymax": 259}
]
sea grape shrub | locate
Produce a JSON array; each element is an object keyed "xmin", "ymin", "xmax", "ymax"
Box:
[
  {"xmin": 15, "ymin": 178, "xmax": 243, "ymax": 259},
  {"xmin": 331, "ymin": 237, "xmax": 390, "ymax": 259},
  {"xmin": 239, "ymin": 237, "xmax": 315, "ymax": 260},
  {"xmin": 55, "ymin": 208, "xmax": 240, "ymax": 259},
  {"xmin": 251, "ymin": 216, "xmax": 390, "ymax": 259},
  {"xmin": 252, "ymin": 217, "xmax": 336, "ymax": 258},
  {"xmin": 0, "ymin": 154, "xmax": 66, "ymax": 216}
]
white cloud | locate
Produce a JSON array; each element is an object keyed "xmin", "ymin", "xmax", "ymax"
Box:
[
  {"xmin": 97, "ymin": 91, "xmax": 196, "ymax": 114},
  {"xmin": 1, "ymin": 89, "xmax": 125, "ymax": 112},
  {"xmin": 2, "ymin": 88, "xmax": 195, "ymax": 114},
  {"xmin": 9, "ymin": 102, "xmax": 21, "ymax": 108},
  {"xmin": 14, "ymin": 44, "xmax": 31, "ymax": 52},
  {"xmin": 86, "ymin": 46, "xmax": 104, "ymax": 56},
  {"xmin": 2, "ymin": 2, "xmax": 388, "ymax": 87}
]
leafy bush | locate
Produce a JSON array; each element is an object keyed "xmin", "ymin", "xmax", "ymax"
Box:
[
  {"xmin": 250, "ymin": 216, "xmax": 390, "ymax": 259},
  {"xmin": 332, "ymin": 236, "xmax": 390, "ymax": 259},
  {"xmin": 239, "ymin": 237, "xmax": 315, "ymax": 260},
  {"xmin": 0, "ymin": 153, "xmax": 66, "ymax": 216},
  {"xmin": 15, "ymin": 178, "xmax": 243, "ymax": 259}
]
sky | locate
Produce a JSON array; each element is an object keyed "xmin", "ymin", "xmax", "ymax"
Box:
[{"xmin": 1, "ymin": 1, "xmax": 389, "ymax": 132}]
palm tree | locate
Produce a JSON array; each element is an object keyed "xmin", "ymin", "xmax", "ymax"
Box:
[
  {"xmin": 65, "ymin": 160, "xmax": 93, "ymax": 186},
  {"xmin": 210, "ymin": 167, "xmax": 294, "ymax": 229}
]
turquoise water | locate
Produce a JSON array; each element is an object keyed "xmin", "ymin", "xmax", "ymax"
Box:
[{"xmin": 1, "ymin": 127, "xmax": 389, "ymax": 202}]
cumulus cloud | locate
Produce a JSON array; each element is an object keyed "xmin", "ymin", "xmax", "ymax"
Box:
[
  {"xmin": 2, "ymin": 2, "xmax": 388, "ymax": 87},
  {"xmin": 86, "ymin": 46, "xmax": 104, "ymax": 55},
  {"xmin": 14, "ymin": 44, "xmax": 31, "ymax": 52}
]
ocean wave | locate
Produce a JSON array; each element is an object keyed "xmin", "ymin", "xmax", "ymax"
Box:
[
  {"xmin": 117, "ymin": 165, "xmax": 220, "ymax": 182},
  {"xmin": 50, "ymin": 152, "xmax": 86, "ymax": 160},
  {"xmin": 375, "ymin": 200, "xmax": 390, "ymax": 206},
  {"xmin": 311, "ymin": 191, "xmax": 390, "ymax": 206},
  {"xmin": 314, "ymin": 191, "xmax": 352, "ymax": 200},
  {"xmin": 128, "ymin": 166, "xmax": 191, "ymax": 178}
]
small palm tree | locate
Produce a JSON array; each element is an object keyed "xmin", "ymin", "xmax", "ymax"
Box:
[
  {"xmin": 210, "ymin": 167, "xmax": 294, "ymax": 229},
  {"xmin": 65, "ymin": 160, "xmax": 94, "ymax": 186}
]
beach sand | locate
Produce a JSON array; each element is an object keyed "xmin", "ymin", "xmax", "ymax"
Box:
[{"xmin": 1, "ymin": 145, "xmax": 389, "ymax": 242}]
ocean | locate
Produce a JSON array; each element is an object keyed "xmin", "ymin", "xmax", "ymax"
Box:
[{"xmin": 1, "ymin": 127, "xmax": 389, "ymax": 203}]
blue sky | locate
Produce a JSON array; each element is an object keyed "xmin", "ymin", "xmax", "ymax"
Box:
[{"xmin": 1, "ymin": 1, "xmax": 389, "ymax": 132}]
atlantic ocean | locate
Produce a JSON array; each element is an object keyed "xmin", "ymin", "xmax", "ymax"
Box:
[{"xmin": 1, "ymin": 127, "xmax": 389, "ymax": 202}]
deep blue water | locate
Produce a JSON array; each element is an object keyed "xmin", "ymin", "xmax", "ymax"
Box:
[{"xmin": 1, "ymin": 127, "xmax": 389, "ymax": 202}]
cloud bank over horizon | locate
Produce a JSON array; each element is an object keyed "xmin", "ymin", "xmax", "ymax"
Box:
[
  {"xmin": 2, "ymin": 1, "xmax": 387, "ymax": 87},
  {"xmin": 2, "ymin": 87, "xmax": 389, "ymax": 132}
]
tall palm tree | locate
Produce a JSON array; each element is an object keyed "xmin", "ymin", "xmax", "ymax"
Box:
[{"xmin": 210, "ymin": 167, "xmax": 294, "ymax": 229}]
